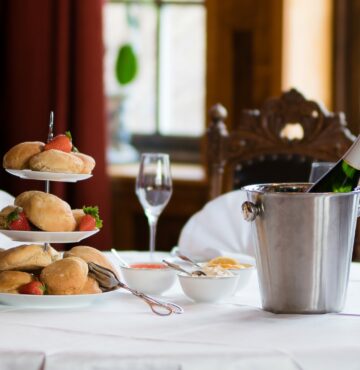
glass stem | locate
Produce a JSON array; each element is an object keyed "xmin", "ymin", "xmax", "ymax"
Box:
[{"xmin": 148, "ymin": 216, "xmax": 158, "ymax": 261}]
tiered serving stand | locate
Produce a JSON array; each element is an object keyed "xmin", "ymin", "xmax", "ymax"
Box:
[
  {"xmin": 0, "ymin": 112, "xmax": 99, "ymax": 245},
  {"xmin": 0, "ymin": 113, "xmax": 109, "ymax": 307}
]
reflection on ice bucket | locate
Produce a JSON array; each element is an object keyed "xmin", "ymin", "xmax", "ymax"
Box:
[{"xmin": 242, "ymin": 183, "xmax": 360, "ymax": 314}]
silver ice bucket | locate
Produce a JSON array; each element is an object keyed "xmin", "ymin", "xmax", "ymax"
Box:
[{"xmin": 242, "ymin": 183, "xmax": 360, "ymax": 314}]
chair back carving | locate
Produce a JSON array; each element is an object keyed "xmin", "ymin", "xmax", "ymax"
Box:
[{"xmin": 207, "ymin": 88, "xmax": 355, "ymax": 199}]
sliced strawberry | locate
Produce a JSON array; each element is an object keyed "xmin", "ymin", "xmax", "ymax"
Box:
[
  {"xmin": 78, "ymin": 214, "xmax": 96, "ymax": 231},
  {"xmin": 78, "ymin": 206, "xmax": 103, "ymax": 231},
  {"xmin": 18, "ymin": 281, "xmax": 46, "ymax": 295},
  {"xmin": 7, "ymin": 208, "xmax": 31, "ymax": 231},
  {"xmin": 44, "ymin": 131, "xmax": 73, "ymax": 153}
]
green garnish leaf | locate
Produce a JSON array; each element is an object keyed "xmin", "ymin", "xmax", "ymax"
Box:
[
  {"xmin": 65, "ymin": 131, "xmax": 79, "ymax": 152},
  {"xmin": 6, "ymin": 207, "xmax": 22, "ymax": 227},
  {"xmin": 65, "ymin": 131, "xmax": 73, "ymax": 141},
  {"xmin": 83, "ymin": 206, "xmax": 103, "ymax": 229}
]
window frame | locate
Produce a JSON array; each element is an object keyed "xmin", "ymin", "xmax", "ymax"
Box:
[{"xmin": 108, "ymin": 0, "xmax": 206, "ymax": 163}]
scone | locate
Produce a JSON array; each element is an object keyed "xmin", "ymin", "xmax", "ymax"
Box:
[
  {"xmin": 15, "ymin": 191, "xmax": 76, "ymax": 232},
  {"xmin": 0, "ymin": 271, "xmax": 34, "ymax": 293},
  {"xmin": 78, "ymin": 277, "xmax": 102, "ymax": 294},
  {"xmin": 29, "ymin": 149, "xmax": 84, "ymax": 174},
  {"xmin": 40, "ymin": 257, "xmax": 88, "ymax": 295},
  {"xmin": 72, "ymin": 152, "xmax": 96, "ymax": 174},
  {"xmin": 0, "ymin": 244, "xmax": 60, "ymax": 272},
  {"xmin": 64, "ymin": 246, "xmax": 119, "ymax": 277},
  {"xmin": 3, "ymin": 141, "xmax": 45, "ymax": 170},
  {"xmin": 72, "ymin": 209, "xmax": 85, "ymax": 227},
  {"xmin": 13, "ymin": 190, "xmax": 41, "ymax": 209}
]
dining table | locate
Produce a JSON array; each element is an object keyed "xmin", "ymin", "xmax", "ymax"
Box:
[{"xmin": 0, "ymin": 250, "xmax": 359, "ymax": 370}]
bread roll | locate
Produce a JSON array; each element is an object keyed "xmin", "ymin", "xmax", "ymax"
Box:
[
  {"xmin": 15, "ymin": 191, "xmax": 76, "ymax": 232},
  {"xmin": 0, "ymin": 271, "xmax": 34, "ymax": 293},
  {"xmin": 0, "ymin": 244, "xmax": 60, "ymax": 272},
  {"xmin": 78, "ymin": 277, "xmax": 102, "ymax": 294},
  {"xmin": 29, "ymin": 149, "xmax": 84, "ymax": 174},
  {"xmin": 14, "ymin": 190, "xmax": 40, "ymax": 208},
  {"xmin": 40, "ymin": 257, "xmax": 88, "ymax": 295},
  {"xmin": 72, "ymin": 152, "xmax": 96, "ymax": 174},
  {"xmin": 64, "ymin": 246, "xmax": 119, "ymax": 277},
  {"xmin": 72, "ymin": 209, "xmax": 85, "ymax": 228},
  {"xmin": 3, "ymin": 141, "xmax": 44, "ymax": 170}
]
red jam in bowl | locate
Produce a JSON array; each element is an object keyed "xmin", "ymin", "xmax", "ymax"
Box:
[{"xmin": 130, "ymin": 263, "xmax": 167, "ymax": 269}]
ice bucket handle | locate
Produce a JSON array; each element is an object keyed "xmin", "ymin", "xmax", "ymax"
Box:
[{"xmin": 242, "ymin": 201, "xmax": 261, "ymax": 222}]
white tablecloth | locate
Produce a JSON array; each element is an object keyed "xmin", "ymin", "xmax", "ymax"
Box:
[{"xmin": 0, "ymin": 251, "xmax": 360, "ymax": 370}]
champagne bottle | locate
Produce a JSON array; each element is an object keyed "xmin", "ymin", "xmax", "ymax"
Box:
[{"xmin": 307, "ymin": 137, "xmax": 360, "ymax": 192}]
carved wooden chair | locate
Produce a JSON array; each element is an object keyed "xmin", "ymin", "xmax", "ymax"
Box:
[{"xmin": 207, "ymin": 88, "xmax": 355, "ymax": 199}]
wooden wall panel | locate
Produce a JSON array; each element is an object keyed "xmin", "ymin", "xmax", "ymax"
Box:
[
  {"xmin": 333, "ymin": 0, "xmax": 359, "ymax": 134},
  {"xmin": 206, "ymin": 0, "xmax": 283, "ymax": 130}
]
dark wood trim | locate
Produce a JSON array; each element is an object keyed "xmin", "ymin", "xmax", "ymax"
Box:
[
  {"xmin": 131, "ymin": 134, "xmax": 202, "ymax": 163},
  {"xmin": 333, "ymin": 0, "xmax": 347, "ymax": 113},
  {"xmin": 333, "ymin": 0, "xmax": 360, "ymax": 135},
  {"xmin": 233, "ymin": 31, "xmax": 253, "ymax": 129},
  {"xmin": 110, "ymin": 0, "xmax": 204, "ymax": 5}
]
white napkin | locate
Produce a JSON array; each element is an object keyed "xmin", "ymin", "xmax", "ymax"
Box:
[
  {"xmin": 178, "ymin": 190, "xmax": 255, "ymax": 262},
  {"xmin": 0, "ymin": 190, "xmax": 14, "ymax": 208}
]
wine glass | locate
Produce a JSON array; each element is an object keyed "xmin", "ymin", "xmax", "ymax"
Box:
[
  {"xmin": 309, "ymin": 161, "xmax": 335, "ymax": 183},
  {"xmin": 136, "ymin": 153, "xmax": 173, "ymax": 260}
]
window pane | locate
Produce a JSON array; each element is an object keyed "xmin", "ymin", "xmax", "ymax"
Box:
[
  {"xmin": 103, "ymin": 3, "xmax": 157, "ymax": 135},
  {"xmin": 159, "ymin": 5, "xmax": 206, "ymax": 136}
]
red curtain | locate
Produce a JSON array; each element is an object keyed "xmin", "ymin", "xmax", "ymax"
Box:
[{"xmin": 0, "ymin": 0, "xmax": 112, "ymax": 249}]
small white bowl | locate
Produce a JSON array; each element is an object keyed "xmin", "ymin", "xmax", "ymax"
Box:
[
  {"xmin": 178, "ymin": 274, "xmax": 239, "ymax": 303},
  {"xmin": 119, "ymin": 262, "xmax": 176, "ymax": 296},
  {"xmin": 229, "ymin": 264, "xmax": 255, "ymax": 291}
]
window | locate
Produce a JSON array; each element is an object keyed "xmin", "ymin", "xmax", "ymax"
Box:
[{"xmin": 103, "ymin": 0, "xmax": 206, "ymax": 163}]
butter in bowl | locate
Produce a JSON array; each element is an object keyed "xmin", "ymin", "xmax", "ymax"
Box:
[{"xmin": 204, "ymin": 256, "xmax": 255, "ymax": 291}]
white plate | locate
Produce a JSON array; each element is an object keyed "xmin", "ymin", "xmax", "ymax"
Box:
[
  {"xmin": 0, "ymin": 229, "xmax": 99, "ymax": 243},
  {"xmin": 6, "ymin": 169, "xmax": 92, "ymax": 182},
  {"xmin": 0, "ymin": 289, "xmax": 121, "ymax": 308}
]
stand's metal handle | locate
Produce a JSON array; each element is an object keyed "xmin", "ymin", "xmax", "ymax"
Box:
[{"xmin": 43, "ymin": 111, "xmax": 54, "ymax": 252}]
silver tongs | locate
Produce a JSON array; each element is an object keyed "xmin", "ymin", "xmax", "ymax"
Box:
[{"xmin": 88, "ymin": 262, "xmax": 184, "ymax": 316}]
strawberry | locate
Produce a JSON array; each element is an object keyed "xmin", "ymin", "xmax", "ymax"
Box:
[
  {"xmin": 78, "ymin": 214, "xmax": 96, "ymax": 231},
  {"xmin": 78, "ymin": 206, "xmax": 103, "ymax": 231},
  {"xmin": 18, "ymin": 281, "xmax": 46, "ymax": 295},
  {"xmin": 44, "ymin": 131, "xmax": 73, "ymax": 153},
  {"xmin": 6, "ymin": 208, "xmax": 31, "ymax": 231}
]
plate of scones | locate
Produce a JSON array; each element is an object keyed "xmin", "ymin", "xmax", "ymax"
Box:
[
  {"xmin": 3, "ymin": 135, "xmax": 95, "ymax": 182},
  {"xmin": 0, "ymin": 245, "xmax": 120, "ymax": 308},
  {"xmin": 0, "ymin": 190, "xmax": 102, "ymax": 243}
]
